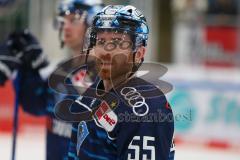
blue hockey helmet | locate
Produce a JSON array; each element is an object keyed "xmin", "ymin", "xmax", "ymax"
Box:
[
  {"xmin": 57, "ymin": 0, "xmax": 104, "ymax": 26},
  {"xmin": 88, "ymin": 5, "xmax": 149, "ymax": 50}
]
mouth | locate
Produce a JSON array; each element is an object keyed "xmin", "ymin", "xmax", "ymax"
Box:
[
  {"xmin": 64, "ymin": 33, "xmax": 72, "ymax": 39},
  {"xmin": 102, "ymin": 61, "xmax": 112, "ymax": 64}
]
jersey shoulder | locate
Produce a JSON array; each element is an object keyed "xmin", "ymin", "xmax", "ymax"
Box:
[{"xmin": 117, "ymin": 77, "xmax": 171, "ymax": 115}]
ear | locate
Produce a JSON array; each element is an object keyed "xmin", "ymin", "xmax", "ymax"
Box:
[{"xmin": 135, "ymin": 46, "xmax": 146, "ymax": 63}]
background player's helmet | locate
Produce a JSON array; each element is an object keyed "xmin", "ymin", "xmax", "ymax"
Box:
[
  {"xmin": 57, "ymin": 0, "xmax": 104, "ymax": 47},
  {"xmin": 88, "ymin": 5, "xmax": 149, "ymax": 51},
  {"xmin": 57, "ymin": 0, "xmax": 103, "ymax": 26}
]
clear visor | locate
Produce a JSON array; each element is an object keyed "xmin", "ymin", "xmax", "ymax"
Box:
[
  {"xmin": 55, "ymin": 11, "xmax": 87, "ymax": 29},
  {"xmin": 83, "ymin": 27, "xmax": 146, "ymax": 52}
]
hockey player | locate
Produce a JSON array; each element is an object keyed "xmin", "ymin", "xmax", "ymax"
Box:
[
  {"xmin": 67, "ymin": 5, "xmax": 175, "ymax": 160},
  {"xmin": 4, "ymin": 0, "xmax": 103, "ymax": 159}
]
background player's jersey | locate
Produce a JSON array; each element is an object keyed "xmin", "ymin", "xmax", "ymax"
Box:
[
  {"xmin": 14, "ymin": 66, "xmax": 89, "ymax": 160},
  {"xmin": 68, "ymin": 77, "xmax": 175, "ymax": 160}
]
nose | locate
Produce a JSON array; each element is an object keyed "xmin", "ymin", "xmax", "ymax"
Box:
[{"xmin": 96, "ymin": 49, "xmax": 111, "ymax": 60}]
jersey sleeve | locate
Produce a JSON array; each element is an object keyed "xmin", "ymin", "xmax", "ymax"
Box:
[
  {"xmin": 68, "ymin": 122, "xmax": 79, "ymax": 160},
  {"xmin": 0, "ymin": 72, "xmax": 7, "ymax": 86},
  {"xmin": 67, "ymin": 97, "xmax": 95, "ymax": 160},
  {"xmin": 14, "ymin": 69, "xmax": 50, "ymax": 115},
  {"xmin": 168, "ymin": 138, "xmax": 175, "ymax": 160},
  {"xmin": 115, "ymin": 96, "xmax": 174, "ymax": 160}
]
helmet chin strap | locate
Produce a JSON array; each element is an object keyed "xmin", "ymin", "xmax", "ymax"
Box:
[
  {"xmin": 59, "ymin": 22, "xmax": 64, "ymax": 48},
  {"xmin": 129, "ymin": 50, "xmax": 143, "ymax": 78}
]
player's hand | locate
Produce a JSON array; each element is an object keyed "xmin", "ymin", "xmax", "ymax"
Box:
[
  {"xmin": 6, "ymin": 29, "xmax": 48, "ymax": 71},
  {"xmin": 0, "ymin": 43, "xmax": 21, "ymax": 85}
]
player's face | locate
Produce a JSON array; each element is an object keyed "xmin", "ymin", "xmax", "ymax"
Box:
[
  {"xmin": 93, "ymin": 31, "xmax": 134, "ymax": 81},
  {"xmin": 62, "ymin": 14, "xmax": 87, "ymax": 52}
]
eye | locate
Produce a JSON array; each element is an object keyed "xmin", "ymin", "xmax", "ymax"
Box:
[
  {"xmin": 68, "ymin": 17, "xmax": 75, "ymax": 23},
  {"xmin": 72, "ymin": 19, "xmax": 78, "ymax": 24},
  {"xmin": 120, "ymin": 41, "xmax": 132, "ymax": 50},
  {"xmin": 96, "ymin": 39, "xmax": 106, "ymax": 46},
  {"xmin": 66, "ymin": 15, "xmax": 81, "ymax": 25},
  {"xmin": 72, "ymin": 17, "xmax": 81, "ymax": 25}
]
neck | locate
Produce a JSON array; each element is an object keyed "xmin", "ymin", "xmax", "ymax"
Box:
[
  {"xmin": 70, "ymin": 43, "xmax": 83, "ymax": 57},
  {"xmin": 103, "ymin": 80, "xmax": 113, "ymax": 92}
]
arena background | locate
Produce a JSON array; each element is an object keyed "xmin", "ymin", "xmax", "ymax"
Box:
[{"xmin": 0, "ymin": 0, "xmax": 240, "ymax": 159}]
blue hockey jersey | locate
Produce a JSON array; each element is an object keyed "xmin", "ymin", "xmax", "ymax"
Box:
[{"xmin": 67, "ymin": 77, "xmax": 175, "ymax": 160}]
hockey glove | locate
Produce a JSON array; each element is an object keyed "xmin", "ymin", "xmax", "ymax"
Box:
[{"xmin": 6, "ymin": 29, "xmax": 48, "ymax": 71}]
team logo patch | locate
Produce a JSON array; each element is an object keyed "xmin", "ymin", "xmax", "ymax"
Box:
[
  {"xmin": 120, "ymin": 87, "xmax": 149, "ymax": 116},
  {"xmin": 94, "ymin": 101, "xmax": 117, "ymax": 132},
  {"xmin": 71, "ymin": 70, "xmax": 92, "ymax": 87},
  {"xmin": 77, "ymin": 121, "xmax": 89, "ymax": 156}
]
